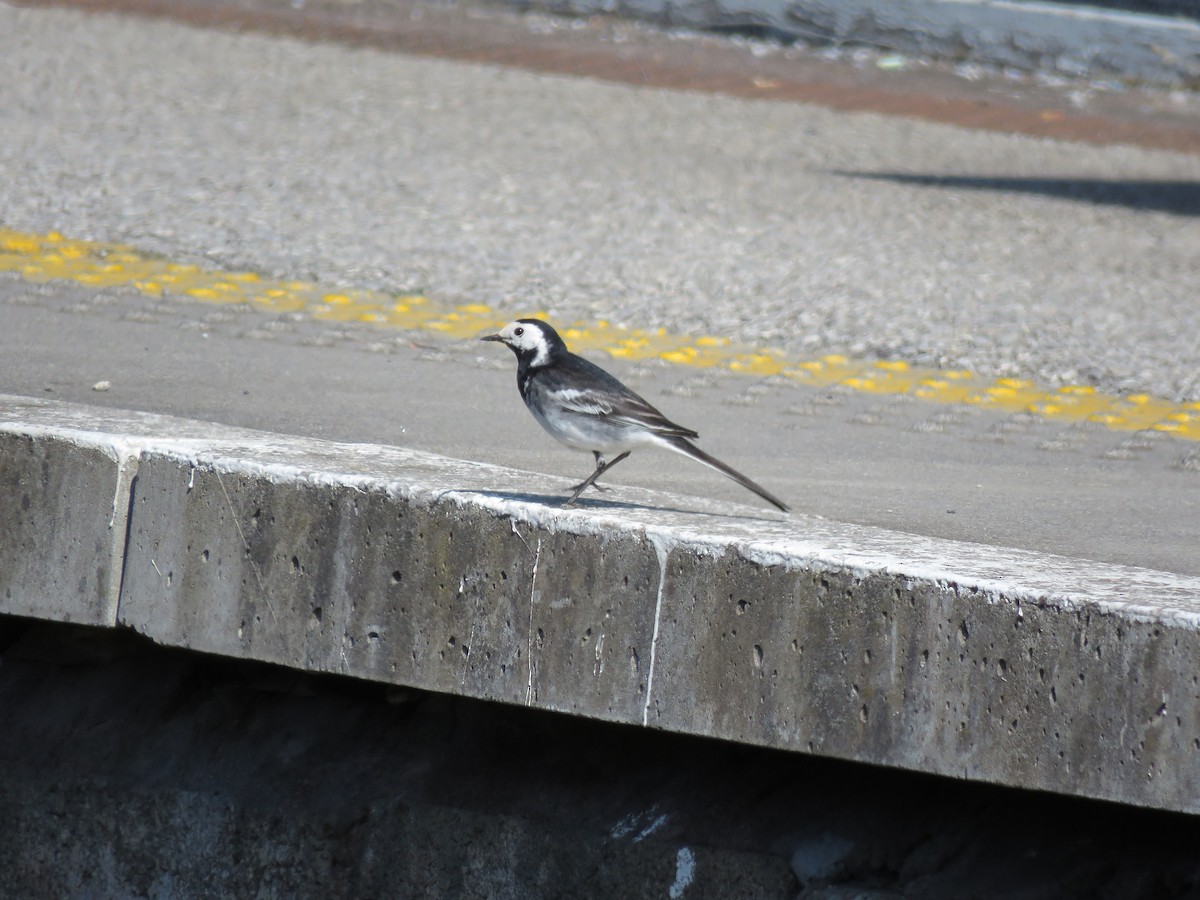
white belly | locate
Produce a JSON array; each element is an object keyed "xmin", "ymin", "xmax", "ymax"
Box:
[{"xmin": 528, "ymin": 401, "xmax": 657, "ymax": 454}]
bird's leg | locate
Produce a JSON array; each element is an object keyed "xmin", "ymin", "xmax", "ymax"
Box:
[
  {"xmin": 569, "ymin": 452, "xmax": 611, "ymax": 493},
  {"xmin": 566, "ymin": 453, "xmax": 610, "ymax": 505},
  {"xmin": 565, "ymin": 451, "xmax": 631, "ymax": 507}
]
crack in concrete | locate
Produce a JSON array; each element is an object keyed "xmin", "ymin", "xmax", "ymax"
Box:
[
  {"xmin": 643, "ymin": 534, "xmax": 670, "ymax": 727},
  {"xmin": 216, "ymin": 469, "xmax": 280, "ymax": 629},
  {"xmin": 108, "ymin": 448, "xmax": 140, "ymax": 626},
  {"xmin": 526, "ymin": 535, "xmax": 542, "ymax": 707}
]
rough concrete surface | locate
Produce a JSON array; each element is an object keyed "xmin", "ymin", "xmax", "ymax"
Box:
[
  {"xmin": 5, "ymin": 394, "xmax": 1200, "ymax": 817},
  {"xmin": 0, "ymin": 429, "xmax": 130, "ymax": 626},
  {"xmin": 3, "ymin": 617, "xmax": 1200, "ymax": 899}
]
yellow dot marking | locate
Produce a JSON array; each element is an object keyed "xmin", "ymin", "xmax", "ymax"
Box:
[{"xmin": 2, "ymin": 226, "xmax": 1199, "ymax": 442}]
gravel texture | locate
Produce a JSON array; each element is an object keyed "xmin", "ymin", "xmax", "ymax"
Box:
[{"xmin": 1, "ymin": 3, "xmax": 1199, "ymax": 399}]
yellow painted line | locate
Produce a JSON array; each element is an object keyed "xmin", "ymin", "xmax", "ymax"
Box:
[{"xmin": 3, "ymin": 227, "xmax": 1199, "ymax": 442}]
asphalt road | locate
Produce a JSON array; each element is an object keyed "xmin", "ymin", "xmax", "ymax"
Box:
[
  {"xmin": 4, "ymin": 274, "xmax": 1199, "ymax": 575},
  {"xmin": 1, "ymin": 0, "xmax": 1199, "ymax": 574}
]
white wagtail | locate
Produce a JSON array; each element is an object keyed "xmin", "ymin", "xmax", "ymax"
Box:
[{"xmin": 481, "ymin": 318, "xmax": 789, "ymax": 512}]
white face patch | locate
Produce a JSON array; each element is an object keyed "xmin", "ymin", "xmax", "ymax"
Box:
[{"xmin": 499, "ymin": 321, "xmax": 551, "ymax": 366}]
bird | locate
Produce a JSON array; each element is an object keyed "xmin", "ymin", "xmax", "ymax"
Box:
[{"xmin": 480, "ymin": 318, "xmax": 789, "ymax": 512}]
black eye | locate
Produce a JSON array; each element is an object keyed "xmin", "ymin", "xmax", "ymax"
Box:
[{"xmin": 514, "ymin": 326, "xmax": 524, "ymax": 336}]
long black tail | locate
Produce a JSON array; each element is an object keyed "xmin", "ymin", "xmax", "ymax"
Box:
[{"xmin": 663, "ymin": 436, "xmax": 789, "ymax": 513}]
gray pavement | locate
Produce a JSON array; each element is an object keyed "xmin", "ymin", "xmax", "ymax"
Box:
[
  {"xmin": 2, "ymin": 2, "xmax": 1199, "ymax": 400},
  {"xmin": 4, "ymin": 275, "xmax": 1200, "ymax": 576},
  {"xmin": 1, "ymin": 0, "xmax": 1198, "ymax": 578}
]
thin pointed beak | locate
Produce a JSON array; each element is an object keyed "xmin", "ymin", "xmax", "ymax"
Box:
[{"xmin": 480, "ymin": 332, "xmax": 503, "ymax": 342}]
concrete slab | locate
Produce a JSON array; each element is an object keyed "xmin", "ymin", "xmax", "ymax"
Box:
[
  {"xmin": 4, "ymin": 394, "xmax": 1199, "ymax": 814},
  {"xmin": 0, "ymin": 425, "xmax": 132, "ymax": 626}
]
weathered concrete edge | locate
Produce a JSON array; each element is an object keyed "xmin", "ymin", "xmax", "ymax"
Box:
[
  {"xmin": 0, "ymin": 423, "xmax": 135, "ymax": 625},
  {"xmin": 3, "ymin": 394, "xmax": 1199, "ymax": 813},
  {"xmin": 507, "ymin": 0, "xmax": 1200, "ymax": 86}
]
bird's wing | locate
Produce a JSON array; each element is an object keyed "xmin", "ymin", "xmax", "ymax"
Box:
[
  {"xmin": 535, "ymin": 351, "xmax": 701, "ymax": 439},
  {"xmin": 553, "ymin": 386, "xmax": 699, "ymax": 439},
  {"xmin": 552, "ymin": 387, "xmax": 618, "ymax": 417}
]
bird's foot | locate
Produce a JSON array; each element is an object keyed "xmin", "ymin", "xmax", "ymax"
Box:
[
  {"xmin": 568, "ymin": 480, "xmax": 610, "ymax": 493},
  {"xmin": 563, "ymin": 483, "xmax": 605, "ymax": 508}
]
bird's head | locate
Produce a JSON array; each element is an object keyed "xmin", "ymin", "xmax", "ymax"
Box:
[{"xmin": 480, "ymin": 318, "xmax": 565, "ymax": 367}]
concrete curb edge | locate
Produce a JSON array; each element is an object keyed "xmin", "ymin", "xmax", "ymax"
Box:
[{"xmin": 3, "ymin": 393, "xmax": 1198, "ymax": 813}]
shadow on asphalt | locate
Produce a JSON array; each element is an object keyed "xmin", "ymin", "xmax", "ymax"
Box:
[{"xmin": 834, "ymin": 172, "xmax": 1200, "ymax": 216}]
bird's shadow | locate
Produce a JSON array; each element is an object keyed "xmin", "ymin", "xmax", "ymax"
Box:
[
  {"xmin": 831, "ymin": 172, "xmax": 1200, "ymax": 217},
  {"xmin": 469, "ymin": 489, "xmax": 784, "ymax": 523}
]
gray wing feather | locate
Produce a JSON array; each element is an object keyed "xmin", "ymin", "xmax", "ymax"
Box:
[{"xmin": 552, "ymin": 387, "xmax": 698, "ymax": 439}]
